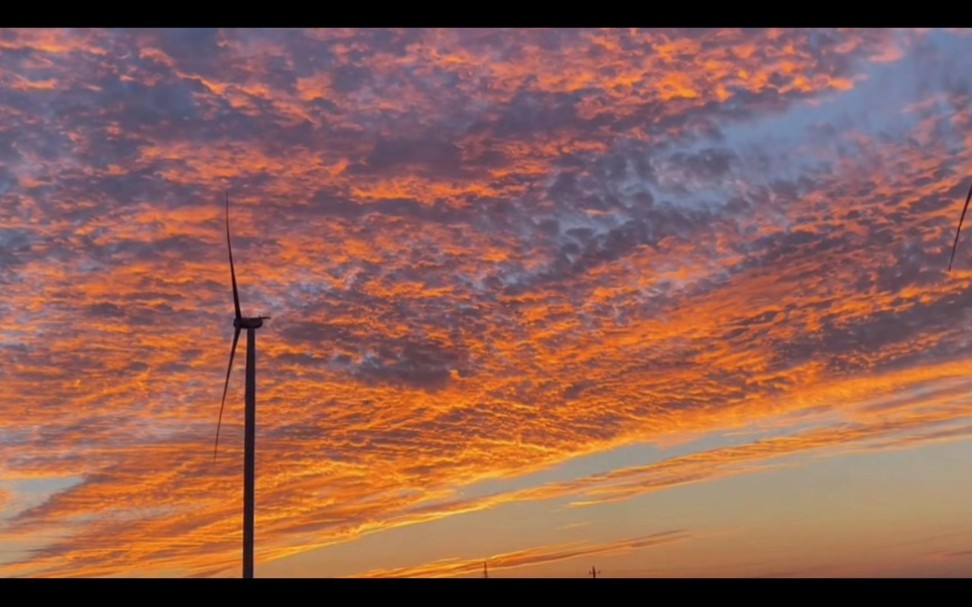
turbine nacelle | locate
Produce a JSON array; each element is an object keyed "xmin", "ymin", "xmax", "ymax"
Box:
[{"xmin": 234, "ymin": 316, "xmax": 270, "ymax": 330}]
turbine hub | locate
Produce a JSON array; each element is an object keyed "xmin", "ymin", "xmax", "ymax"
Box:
[{"xmin": 235, "ymin": 317, "xmax": 265, "ymax": 329}]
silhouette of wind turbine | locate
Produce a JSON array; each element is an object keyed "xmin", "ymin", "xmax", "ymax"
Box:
[
  {"xmin": 948, "ymin": 180, "xmax": 972, "ymax": 272},
  {"xmin": 214, "ymin": 192, "xmax": 270, "ymax": 579}
]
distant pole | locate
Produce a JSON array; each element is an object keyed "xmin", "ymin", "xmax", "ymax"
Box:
[
  {"xmin": 483, "ymin": 561, "xmax": 488, "ymax": 579},
  {"xmin": 589, "ymin": 564, "xmax": 600, "ymax": 579}
]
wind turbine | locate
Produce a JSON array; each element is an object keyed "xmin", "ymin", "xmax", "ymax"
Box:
[
  {"xmin": 214, "ymin": 192, "xmax": 270, "ymax": 579},
  {"xmin": 947, "ymin": 180, "xmax": 972, "ymax": 272}
]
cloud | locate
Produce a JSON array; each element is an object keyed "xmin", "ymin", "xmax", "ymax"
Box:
[
  {"xmin": 941, "ymin": 549, "xmax": 972, "ymax": 558},
  {"xmin": 3, "ymin": 28, "xmax": 972, "ymax": 577},
  {"xmin": 356, "ymin": 529, "xmax": 691, "ymax": 577}
]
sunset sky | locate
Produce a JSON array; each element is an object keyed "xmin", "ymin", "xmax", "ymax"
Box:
[{"xmin": 4, "ymin": 28, "xmax": 972, "ymax": 578}]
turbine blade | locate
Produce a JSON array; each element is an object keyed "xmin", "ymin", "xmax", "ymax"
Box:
[
  {"xmin": 226, "ymin": 192, "xmax": 242, "ymax": 319},
  {"xmin": 948, "ymin": 180, "xmax": 972, "ymax": 272},
  {"xmin": 214, "ymin": 326, "xmax": 242, "ymax": 460}
]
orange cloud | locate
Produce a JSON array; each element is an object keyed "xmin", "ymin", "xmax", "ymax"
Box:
[
  {"xmin": 2, "ymin": 28, "xmax": 972, "ymax": 578},
  {"xmin": 355, "ymin": 530, "xmax": 691, "ymax": 578}
]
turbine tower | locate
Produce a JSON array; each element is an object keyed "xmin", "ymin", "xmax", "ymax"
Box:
[{"xmin": 215, "ymin": 192, "xmax": 270, "ymax": 579}]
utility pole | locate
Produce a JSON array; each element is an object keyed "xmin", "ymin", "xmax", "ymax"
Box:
[
  {"xmin": 483, "ymin": 561, "xmax": 488, "ymax": 579},
  {"xmin": 589, "ymin": 564, "xmax": 601, "ymax": 579}
]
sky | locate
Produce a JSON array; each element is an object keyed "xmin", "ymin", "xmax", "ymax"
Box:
[{"xmin": 2, "ymin": 28, "xmax": 972, "ymax": 578}]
